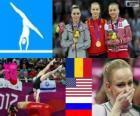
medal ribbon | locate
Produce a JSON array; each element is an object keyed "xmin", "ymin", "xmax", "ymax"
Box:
[
  {"xmin": 72, "ymin": 22, "xmax": 81, "ymax": 31},
  {"xmin": 111, "ymin": 18, "xmax": 119, "ymax": 33},
  {"xmin": 72, "ymin": 22, "xmax": 81, "ymax": 43},
  {"xmin": 93, "ymin": 19, "xmax": 101, "ymax": 42}
]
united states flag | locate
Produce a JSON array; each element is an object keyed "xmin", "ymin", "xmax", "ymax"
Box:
[{"xmin": 66, "ymin": 78, "xmax": 92, "ymax": 103}]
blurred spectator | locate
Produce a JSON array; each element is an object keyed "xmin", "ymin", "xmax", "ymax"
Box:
[
  {"xmin": 131, "ymin": 9, "xmax": 140, "ymax": 57},
  {"xmin": 20, "ymin": 63, "xmax": 29, "ymax": 82},
  {"xmin": 133, "ymin": 83, "xmax": 140, "ymax": 106},
  {"xmin": 0, "ymin": 63, "xmax": 4, "ymax": 78},
  {"xmin": 29, "ymin": 68, "xmax": 37, "ymax": 78}
]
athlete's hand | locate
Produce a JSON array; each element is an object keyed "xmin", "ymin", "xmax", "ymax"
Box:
[
  {"xmin": 50, "ymin": 59, "xmax": 56, "ymax": 65},
  {"xmin": 110, "ymin": 88, "xmax": 135, "ymax": 116},
  {"xmin": 72, "ymin": 44, "xmax": 76, "ymax": 51}
]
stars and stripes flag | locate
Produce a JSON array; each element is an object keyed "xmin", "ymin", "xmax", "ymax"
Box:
[{"xmin": 66, "ymin": 78, "xmax": 92, "ymax": 100}]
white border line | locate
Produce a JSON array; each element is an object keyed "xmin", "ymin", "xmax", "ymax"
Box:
[
  {"xmin": 66, "ymin": 97, "xmax": 92, "ymax": 103},
  {"xmin": 0, "ymin": 50, "xmax": 53, "ymax": 53}
]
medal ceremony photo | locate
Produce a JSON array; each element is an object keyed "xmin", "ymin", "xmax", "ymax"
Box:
[{"xmin": 53, "ymin": 0, "xmax": 140, "ymax": 58}]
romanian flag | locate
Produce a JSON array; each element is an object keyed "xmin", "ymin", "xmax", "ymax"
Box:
[
  {"xmin": 66, "ymin": 58, "xmax": 93, "ymax": 116},
  {"xmin": 66, "ymin": 58, "xmax": 92, "ymax": 78}
]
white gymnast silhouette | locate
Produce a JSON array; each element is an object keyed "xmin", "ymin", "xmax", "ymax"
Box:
[{"xmin": 10, "ymin": 2, "xmax": 44, "ymax": 50}]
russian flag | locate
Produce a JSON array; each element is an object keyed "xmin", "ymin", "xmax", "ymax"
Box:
[{"xmin": 66, "ymin": 102, "xmax": 92, "ymax": 116}]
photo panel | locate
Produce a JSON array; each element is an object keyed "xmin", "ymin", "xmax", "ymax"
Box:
[
  {"xmin": 0, "ymin": 0, "xmax": 52, "ymax": 58},
  {"xmin": 0, "ymin": 58, "xmax": 65, "ymax": 116},
  {"xmin": 92, "ymin": 58, "xmax": 140, "ymax": 116},
  {"xmin": 53, "ymin": 0, "xmax": 140, "ymax": 58}
]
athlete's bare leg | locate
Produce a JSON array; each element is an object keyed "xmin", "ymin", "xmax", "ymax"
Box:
[
  {"xmin": 40, "ymin": 65, "xmax": 63, "ymax": 81},
  {"xmin": 36, "ymin": 59, "xmax": 56, "ymax": 78}
]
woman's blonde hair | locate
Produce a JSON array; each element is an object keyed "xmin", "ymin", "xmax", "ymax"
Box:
[{"xmin": 103, "ymin": 59, "xmax": 131, "ymax": 82}]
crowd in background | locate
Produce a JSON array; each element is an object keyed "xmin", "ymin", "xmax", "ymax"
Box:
[{"xmin": 0, "ymin": 58, "xmax": 65, "ymax": 83}]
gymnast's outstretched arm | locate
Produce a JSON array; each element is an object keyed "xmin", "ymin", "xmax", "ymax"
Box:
[{"xmin": 36, "ymin": 59, "xmax": 56, "ymax": 77}]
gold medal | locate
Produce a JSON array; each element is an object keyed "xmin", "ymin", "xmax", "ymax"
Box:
[{"xmin": 96, "ymin": 41, "xmax": 101, "ymax": 47}]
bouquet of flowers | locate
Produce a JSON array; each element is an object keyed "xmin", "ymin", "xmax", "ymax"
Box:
[
  {"xmin": 107, "ymin": 31, "xmax": 117, "ymax": 40},
  {"xmin": 56, "ymin": 22, "xmax": 65, "ymax": 34},
  {"xmin": 107, "ymin": 31, "xmax": 119, "ymax": 49}
]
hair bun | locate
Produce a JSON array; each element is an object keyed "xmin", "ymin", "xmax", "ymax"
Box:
[{"xmin": 72, "ymin": 5, "xmax": 79, "ymax": 8}]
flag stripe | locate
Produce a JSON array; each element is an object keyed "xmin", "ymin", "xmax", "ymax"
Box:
[
  {"xmin": 66, "ymin": 97, "xmax": 92, "ymax": 103},
  {"xmin": 66, "ymin": 91, "xmax": 92, "ymax": 93},
  {"xmin": 66, "ymin": 95, "xmax": 92, "ymax": 97},
  {"xmin": 77, "ymin": 85, "xmax": 92, "ymax": 87},
  {"xmin": 77, "ymin": 81, "xmax": 92, "ymax": 84},
  {"xmin": 66, "ymin": 93, "xmax": 92, "ymax": 95},
  {"xmin": 66, "ymin": 110, "xmax": 92, "ymax": 116},
  {"xmin": 78, "ymin": 83, "xmax": 92, "ymax": 85},
  {"xmin": 66, "ymin": 58, "xmax": 74, "ymax": 78},
  {"xmin": 76, "ymin": 79, "xmax": 92, "ymax": 81},
  {"xmin": 84, "ymin": 58, "xmax": 92, "ymax": 78},
  {"xmin": 66, "ymin": 103, "xmax": 92, "ymax": 110},
  {"xmin": 74, "ymin": 58, "xmax": 83, "ymax": 78},
  {"xmin": 66, "ymin": 89, "xmax": 92, "ymax": 91}
]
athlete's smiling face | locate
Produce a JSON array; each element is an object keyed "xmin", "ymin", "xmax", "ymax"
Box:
[
  {"xmin": 109, "ymin": 4, "xmax": 119, "ymax": 20},
  {"xmin": 71, "ymin": 8, "xmax": 81, "ymax": 23},
  {"xmin": 91, "ymin": 3, "xmax": 100, "ymax": 19}
]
